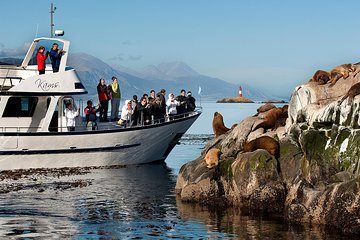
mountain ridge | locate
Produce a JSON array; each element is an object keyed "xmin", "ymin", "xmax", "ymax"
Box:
[{"xmin": 0, "ymin": 54, "xmax": 278, "ymax": 101}]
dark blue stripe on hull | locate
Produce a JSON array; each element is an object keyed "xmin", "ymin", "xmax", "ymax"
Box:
[{"xmin": 0, "ymin": 143, "xmax": 140, "ymax": 155}]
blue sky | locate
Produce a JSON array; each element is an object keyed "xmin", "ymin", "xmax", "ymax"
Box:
[{"xmin": 1, "ymin": 0, "xmax": 360, "ymax": 96}]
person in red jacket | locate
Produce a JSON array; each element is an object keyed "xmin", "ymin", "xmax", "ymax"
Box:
[
  {"xmin": 97, "ymin": 78, "xmax": 110, "ymax": 122},
  {"xmin": 36, "ymin": 46, "xmax": 48, "ymax": 75}
]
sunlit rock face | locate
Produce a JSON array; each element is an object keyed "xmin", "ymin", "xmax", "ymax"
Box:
[{"xmin": 176, "ymin": 63, "xmax": 360, "ymax": 233}]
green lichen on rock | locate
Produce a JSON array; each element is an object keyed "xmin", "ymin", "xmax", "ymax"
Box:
[
  {"xmin": 249, "ymin": 151, "xmax": 273, "ymax": 171},
  {"xmin": 218, "ymin": 157, "xmax": 235, "ymax": 180}
]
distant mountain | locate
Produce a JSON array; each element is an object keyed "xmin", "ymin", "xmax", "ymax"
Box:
[
  {"xmin": 113, "ymin": 61, "xmax": 274, "ymax": 101},
  {"xmin": 0, "ymin": 58, "xmax": 22, "ymax": 65},
  {"xmin": 0, "ymin": 55, "xmax": 275, "ymax": 101},
  {"xmin": 156, "ymin": 61, "xmax": 200, "ymax": 78}
]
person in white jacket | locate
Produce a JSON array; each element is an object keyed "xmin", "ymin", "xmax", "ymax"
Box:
[
  {"xmin": 65, "ymin": 102, "xmax": 79, "ymax": 131},
  {"xmin": 166, "ymin": 93, "xmax": 180, "ymax": 120}
]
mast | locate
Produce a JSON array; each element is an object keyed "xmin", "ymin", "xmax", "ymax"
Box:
[{"xmin": 50, "ymin": 3, "xmax": 56, "ymax": 38}]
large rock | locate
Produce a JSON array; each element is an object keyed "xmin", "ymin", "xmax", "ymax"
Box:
[{"xmin": 176, "ymin": 63, "xmax": 360, "ymax": 234}]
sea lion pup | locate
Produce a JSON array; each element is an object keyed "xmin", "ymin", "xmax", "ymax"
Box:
[
  {"xmin": 243, "ymin": 136, "xmax": 280, "ymax": 160},
  {"xmin": 212, "ymin": 112, "xmax": 230, "ymax": 137},
  {"xmin": 309, "ymin": 70, "xmax": 331, "ymax": 85},
  {"xmin": 253, "ymin": 103, "xmax": 276, "ymax": 116},
  {"xmin": 253, "ymin": 105, "xmax": 288, "ymax": 132},
  {"xmin": 329, "ymin": 64, "xmax": 356, "ymax": 86},
  {"xmin": 338, "ymin": 82, "xmax": 360, "ymax": 106},
  {"xmin": 205, "ymin": 148, "xmax": 221, "ymax": 169}
]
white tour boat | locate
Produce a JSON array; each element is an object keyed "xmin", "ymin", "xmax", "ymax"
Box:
[{"xmin": 0, "ymin": 37, "xmax": 201, "ymax": 170}]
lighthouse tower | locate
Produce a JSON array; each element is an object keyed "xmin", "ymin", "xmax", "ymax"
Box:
[{"xmin": 239, "ymin": 86, "xmax": 243, "ymax": 97}]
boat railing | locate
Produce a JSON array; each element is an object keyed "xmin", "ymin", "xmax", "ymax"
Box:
[
  {"xmin": 0, "ymin": 67, "xmax": 25, "ymax": 91},
  {"xmin": 0, "ymin": 108, "xmax": 201, "ymax": 133}
]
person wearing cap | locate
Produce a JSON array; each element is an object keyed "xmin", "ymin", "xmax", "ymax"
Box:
[{"xmin": 186, "ymin": 91, "xmax": 196, "ymax": 111}]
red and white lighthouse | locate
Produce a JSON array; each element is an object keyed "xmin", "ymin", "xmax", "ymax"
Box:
[{"xmin": 239, "ymin": 86, "xmax": 243, "ymax": 97}]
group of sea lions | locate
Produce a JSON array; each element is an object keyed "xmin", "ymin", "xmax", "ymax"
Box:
[
  {"xmin": 309, "ymin": 63, "xmax": 357, "ymax": 86},
  {"xmin": 205, "ymin": 107, "xmax": 287, "ymax": 170},
  {"xmin": 204, "ymin": 62, "xmax": 360, "ymax": 169},
  {"xmin": 309, "ymin": 63, "xmax": 360, "ymax": 105}
]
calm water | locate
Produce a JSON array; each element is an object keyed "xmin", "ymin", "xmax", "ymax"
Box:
[{"xmin": 0, "ymin": 102, "xmax": 353, "ymax": 239}]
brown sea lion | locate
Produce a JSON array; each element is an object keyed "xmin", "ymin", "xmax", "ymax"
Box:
[
  {"xmin": 254, "ymin": 103, "xmax": 276, "ymax": 116},
  {"xmin": 212, "ymin": 112, "xmax": 230, "ymax": 137},
  {"xmin": 329, "ymin": 64, "xmax": 356, "ymax": 86},
  {"xmin": 243, "ymin": 136, "xmax": 280, "ymax": 160},
  {"xmin": 253, "ymin": 105, "xmax": 288, "ymax": 132},
  {"xmin": 338, "ymin": 82, "xmax": 360, "ymax": 106},
  {"xmin": 205, "ymin": 148, "xmax": 221, "ymax": 169},
  {"xmin": 309, "ymin": 70, "xmax": 331, "ymax": 85}
]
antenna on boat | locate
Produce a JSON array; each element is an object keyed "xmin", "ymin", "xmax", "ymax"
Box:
[
  {"xmin": 34, "ymin": 23, "xmax": 39, "ymax": 38},
  {"xmin": 50, "ymin": 3, "xmax": 57, "ymax": 38}
]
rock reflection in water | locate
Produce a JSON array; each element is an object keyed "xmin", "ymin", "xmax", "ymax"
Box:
[{"xmin": 176, "ymin": 195, "xmax": 355, "ymax": 240}]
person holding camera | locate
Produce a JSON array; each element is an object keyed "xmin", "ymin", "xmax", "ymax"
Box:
[
  {"xmin": 175, "ymin": 89, "xmax": 188, "ymax": 114},
  {"xmin": 65, "ymin": 102, "xmax": 79, "ymax": 132},
  {"xmin": 166, "ymin": 93, "xmax": 180, "ymax": 120},
  {"xmin": 84, "ymin": 100, "xmax": 100, "ymax": 130},
  {"xmin": 136, "ymin": 96, "xmax": 152, "ymax": 125},
  {"xmin": 97, "ymin": 78, "xmax": 110, "ymax": 122},
  {"xmin": 36, "ymin": 46, "xmax": 48, "ymax": 75},
  {"xmin": 49, "ymin": 43, "xmax": 63, "ymax": 72}
]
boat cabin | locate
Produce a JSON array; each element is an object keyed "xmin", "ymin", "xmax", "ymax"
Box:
[{"xmin": 0, "ymin": 38, "xmax": 87, "ymax": 132}]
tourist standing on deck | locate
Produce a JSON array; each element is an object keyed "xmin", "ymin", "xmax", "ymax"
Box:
[
  {"xmin": 65, "ymin": 102, "xmax": 79, "ymax": 132},
  {"xmin": 109, "ymin": 76, "xmax": 121, "ymax": 121},
  {"xmin": 175, "ymin": 89, "xmax": 188, "ymax": 114},
  {"xmin": 166, "ymin": 93, "xmax": 180, "ymax": 120},
  {"xmin": 36, "ymin": 46, "xmax": 48, "ymax": 75},
  {"xmin": 118, "ymin": 100, "xmax": 134, "ymax": 126},
  {"xmin": 97, "ymin": 78, "xmax": 110, "ymax": 122},
  {"xmin": 49, "ymin": 43, "xmax": 63, "ymax": 73},
  {"xmin": 148, "ymin": 89, "xmax": 156, "ymax": 104},
  {"xmin": 136, "ymin": 96, "xmax": 152, "ymax": 125},
  {"xmin": 186, "ymin": 91, "xmax": 196, "ymax": 111},
  {"xmin": 84, "ymin": 100, "xmax": 99, "ymax": 130}
]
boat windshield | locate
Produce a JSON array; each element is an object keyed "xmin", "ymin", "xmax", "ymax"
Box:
[{"xmin": 27, "ymin": 39, "xmax": 64, "ymax": 66}]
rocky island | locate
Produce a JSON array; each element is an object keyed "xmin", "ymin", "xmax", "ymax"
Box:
[
  {"xmin": 217, "ymin": 96, "xmax": 254, "ymax": 103},
  {"xmin": 176, "ymin": 63, "xmax": 360, "ymax": 234}
]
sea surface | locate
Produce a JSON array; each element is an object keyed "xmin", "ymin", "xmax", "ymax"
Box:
[{"xmin": 0, "ymin": 102, "xmax": 354, "ymax": 239}]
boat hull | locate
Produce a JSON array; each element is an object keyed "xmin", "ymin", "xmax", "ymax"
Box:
[{"xmin": 0, "ymin": 113, "xmax": 200, "ymax": 170}]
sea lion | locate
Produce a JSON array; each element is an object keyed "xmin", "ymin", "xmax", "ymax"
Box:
[
  {"xmin": 338, "ymin": 82, "xmax": 360, "ymax": 106},
  {"xmin": 243, "ymin": 136, "xmax": 280, "ymax": 160},
  {"xmin": 254, "ymin": 103, "xmax": 276, "ymax": 116},
  {"xmin": 253, "ymin": 105, "xmax": 288, "ymax": 132},
  {"xmin": 212, "ymin": 112, "xmax": 230, "ymax": 137},
  {"xmin": 205, "ymin": 148, "xmax": 221, "ymax": 169},
  {"xmin": 329, "ymin": 64, "xmax": 356, "ymax": 86},
  {"xmin": 309, "ymin": 70, "xmax": 331, "ymax": 85}
]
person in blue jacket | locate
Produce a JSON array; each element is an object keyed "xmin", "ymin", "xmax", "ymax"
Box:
[{"xmin": 49, "ymin": 43, "xmax": 63, "ymax": 72}]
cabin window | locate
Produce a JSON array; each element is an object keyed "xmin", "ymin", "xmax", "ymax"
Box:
[{"xmin": 3, "ymin": 97, "xmax": 38, "ymax": 117}]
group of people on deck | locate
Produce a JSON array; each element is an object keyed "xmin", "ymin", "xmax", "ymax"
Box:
[
  {"xmin": 37, "ymin": 44, "xmax": 196, "ymax": 131},
  {"xmin": 78, "ymin": 78, "xmax": 196, "ymax": 130}
]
